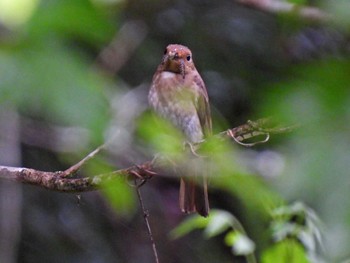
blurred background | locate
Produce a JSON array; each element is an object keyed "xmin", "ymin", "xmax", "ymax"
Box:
[{"xmin": 0, "ymin": 0, "xmax": 349, "ymax": 262}]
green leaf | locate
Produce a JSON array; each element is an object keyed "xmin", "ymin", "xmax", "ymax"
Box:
[
  {"xmin": 204, "ymin": 210, "xmax": 234, "ymax": 238},
  {"xmin": 262, "ymin": 240, "xmax": 309, "ymax": 263},
  {"xmin": 0, "ymin": 0, "xmax": 39, "ymax": 27},
  {"xmin": 169, "ymin": 215, "xmax": 209, "ymax": 239},
  {"xmin": 270, "ymin": 202, "xmax": 324, "ymax": 253},
  {"xmin": 225, "ymin": 231, "xmax": 255, "ymax": 256},
  {"xmin": 100, "ymin": 176, "xmax": 136, "ymax": 217},
  {"xmin": 27, "ymin": 0, "xmax": 115, "ymax": 45},
  {"xmin": 136, "ymin": 112, "xmax": 184, "ymax": 156},
  {"xmin": 0, "ymin": 42, "xmax": 110, "ymax": 143},
  {"xmin": 287, "ymin": 0, "xmax": 306, "ymax": 5}
]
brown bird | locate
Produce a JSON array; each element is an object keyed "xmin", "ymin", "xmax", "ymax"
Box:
[{"xmin": 148, "ymin": 44, "xmax": 212, "ymax": 217}]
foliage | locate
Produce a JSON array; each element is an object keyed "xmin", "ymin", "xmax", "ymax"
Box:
[
  {"xmin": 171, "ymin": 203, "xmax": 324, "ymax": 262},
  {"xmin": 262, "ymin": 240, "xmax": 309, "ymax": 263},
  {"xmin": 0, "ymin": 0, "xmax": 114, "ymax": 142},
  {"xmin": 171, "ymin": 210, "xmax": 256, "ymax": 261}
]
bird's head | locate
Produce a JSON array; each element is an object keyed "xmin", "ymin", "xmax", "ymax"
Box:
[{"xmin": 161, "ymin": 44, "xmax": 195, "ymax": 78}]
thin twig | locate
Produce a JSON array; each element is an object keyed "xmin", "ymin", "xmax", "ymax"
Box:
[
  {"xmin": 62, "ymin": 144, "xmax": 106, "ymax": 177},
  {"xmin": 221, "ymin": 118, "xmax": 299, "ymax": 146},
  {"xmin": 135, "ymin": 181, "xmax": 160, "ymax": 263}
]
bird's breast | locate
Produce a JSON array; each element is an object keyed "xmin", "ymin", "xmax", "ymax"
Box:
[
  {"xmin": 148, "ymin": 71, "xmax": 204, "ymax": 143},
  {"xmin": 159, "ymin": 71, "xmax": 177, "ymax": 80}
]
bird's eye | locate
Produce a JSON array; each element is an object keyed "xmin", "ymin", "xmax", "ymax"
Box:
[
  {"xmin": 186, "ymin": 55, "xmax": 191, "ymax": 61},
  {"xmin": 163, "ymin": 48, "xmax": 167, "ymax": 55}
]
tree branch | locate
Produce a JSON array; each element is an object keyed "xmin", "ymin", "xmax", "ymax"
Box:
[
  {"xmin": 0, "ymin": 163, "xmax": 153, "ymax": 192},
  {"xmin": 0, "ymin": 118, "xmax": 297, "ymax": 192}
]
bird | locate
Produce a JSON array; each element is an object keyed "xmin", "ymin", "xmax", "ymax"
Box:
[{"xmin": 148, "ymin": 44, "xmax": 212, "ymax": 217}]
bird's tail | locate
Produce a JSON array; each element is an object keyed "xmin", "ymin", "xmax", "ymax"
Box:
[{"xmin": 179, "ymin": 175, "xmax": 209, "ymax": 217}]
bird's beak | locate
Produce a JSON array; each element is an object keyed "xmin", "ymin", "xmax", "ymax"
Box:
[
  {"xmin": 162, "ymin": 51, "xmax": 178, "ymax": 63},
  {"xmin": 180, "ymin": 60, "xmax": 185, "ymax": 79},
  {"xmin": 164, "ymin": 51, "xmax": 185, "ymax": 78}
]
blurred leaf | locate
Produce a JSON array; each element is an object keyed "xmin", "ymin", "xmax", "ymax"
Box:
[
  {"xmin": 259, "ymin": 57, "xmax": 350, "ymax": 259},
  {"xmin": 81, "ymin": 156, "xmax": 136, "ymax": 216},
  {"xmin": 225, "ymin": 231, "xmax": 255, "ymax": 256},
  {"xmin": 27, "ymin": 0, "xmax": 115, "ymax": 45},
  {"xmin": 262, "ymin": 240, "xmax": 309, "ymax": 263},
  {"xmin": 200, "ymin": 136, "xmax": 284, "ymax": 218},
  {"xmin": 323, "ymin": 0, "xmax": 350, "ymax": 27},
  {"xmin": 204, "ymin": 210, "xmax": 234, "ymax": 238},
  {"xmin": 136, "ymin": 112, "xmax": 184, "ymax": 156},
  {"xmin": 169, "ymin": 215, "xmax": 208, "ymax": 239},
  {"xmin": 83, "ymin": 155, "xmax": 115, "ymax": 175},
  {"xmin": 213, "ymin": 171, "xmax": 284, "ymax": 218},
  {"xmin": 0, "ymin": 42, "xmax": 109, "ymax": 142},
  {"xmin": 0, "ymin": 0, "xmax": 39, "ymax": 27},
  {"xmin": 171, "ymin": 209, "xmax": 256, "ymax": 259},
  {"xmin": 270, "ymin": 202, "xmax": 324, "ymax": 257},
  {"xmin": 101, "ymin": 175, "xmax": 136, "ymax": 217},
  {"xmin": 287, "ymin": 0, "xmax": 306, "ymax": 5},
  {"xmin": 206, "ymin": 210, "xmax": 256, "ymax": 256},
  {"xmin": 262, "ymin": 60, "xmax": 350, "ymax": 126},
  {"xmin": 198, "ymin": 137, "xmax": 285, "ymax": 256}
]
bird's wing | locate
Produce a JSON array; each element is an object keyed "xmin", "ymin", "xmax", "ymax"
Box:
[{"xmin": 193, "ymin": 74, "xmax": 212, "ymax": 137}]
